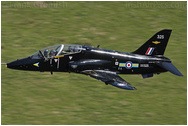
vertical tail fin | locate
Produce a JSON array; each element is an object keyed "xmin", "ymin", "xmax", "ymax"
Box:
[{"xmin": 133, "ymin": 29, "xmax": 172, "ymax": 56}]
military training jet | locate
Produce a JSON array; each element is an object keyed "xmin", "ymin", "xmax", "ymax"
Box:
[{"xmin": 6, "ymin": 29, "xmax": 183, "ymax": 90}]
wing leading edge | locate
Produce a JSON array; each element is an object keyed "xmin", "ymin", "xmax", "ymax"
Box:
[{"xmin": 81, "ymin": 70, "xmax": 136, "ymax": 90}]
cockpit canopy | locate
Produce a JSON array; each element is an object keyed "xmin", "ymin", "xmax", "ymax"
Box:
[{"xmin": 31, "ymin": 44, "xmax": 83, "ymax": 59}]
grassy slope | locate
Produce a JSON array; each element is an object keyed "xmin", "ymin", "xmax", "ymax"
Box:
[{"xmin": 1, "ymin": 1, "xmax": 187, "ymax": 125}]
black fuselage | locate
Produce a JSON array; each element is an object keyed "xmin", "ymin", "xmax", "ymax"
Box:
[
  {"xmin": 6, "ymin": 29, "xmax": 183, "ymax": 90},
  {"xmin": 7, "ymin": 45, "xmax": 170, "ymax": 75}
]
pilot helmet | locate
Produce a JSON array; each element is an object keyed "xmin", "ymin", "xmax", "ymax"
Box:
[
  {"xmin": 44, "ymin": 49, "xmax": 48, "ymax": 57},
  {"xmin": 49, "ymin": 49, "xmax": 57, "ymax": 57}
]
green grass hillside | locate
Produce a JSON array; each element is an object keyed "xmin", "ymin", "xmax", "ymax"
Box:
[{"xmin": 1, "ymin": 1, "xmax": 187, "ymax": 125}]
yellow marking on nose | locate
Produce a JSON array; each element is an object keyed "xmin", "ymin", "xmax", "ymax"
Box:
[{"xmin": 33, "ymin": 63, "xmax": 39, "ymax": 67}]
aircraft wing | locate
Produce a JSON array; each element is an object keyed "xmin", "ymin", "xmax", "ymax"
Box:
[{"xmin": 81, "ymin": 70, "xmax": 136, "ymax": 90}]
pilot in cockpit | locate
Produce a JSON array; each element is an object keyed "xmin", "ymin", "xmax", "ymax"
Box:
[
  {"xmin": 49, "ymin": 49, "xmax": 57, "ymax": 57},
  {"xmin": 44, "ymin": 50, "xmax": 49, "ymax": 58}
]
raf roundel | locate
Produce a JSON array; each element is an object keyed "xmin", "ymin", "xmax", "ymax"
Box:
[{"xmin": 125, "ymin": 61, "xmax": 132, "ymax": 69}]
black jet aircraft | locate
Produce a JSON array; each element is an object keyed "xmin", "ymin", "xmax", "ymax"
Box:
[{"xmin": 6, "ymin": 29, "xmax": 183, "ymax": 90}]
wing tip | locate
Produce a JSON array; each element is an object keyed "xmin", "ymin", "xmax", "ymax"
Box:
[
  {"xmin": 178, "ymin": 73, "xmax": 183, "ymax": 77},
  {"xmin": 128, "ymin": 87, "xmax": 137, "ymax": 90},
  {"xmin": 133, "ymin": 87, "xmax": 137, "ymax": 90}
]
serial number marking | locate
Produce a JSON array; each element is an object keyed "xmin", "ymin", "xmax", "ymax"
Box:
[
  {"xmin": 157, "ymin": 35, "xmax": 164, "ymax": 39},
  {"xmin": 140, "ymin": 64, "xmax": 149, "ymax": 67},
  {"xmin": 118, "ymin": 67, "xmax": 123, "ymax": 70}
]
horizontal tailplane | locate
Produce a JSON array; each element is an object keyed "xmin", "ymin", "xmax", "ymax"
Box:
[{"xmin": 159, "ymin": 62, "xmax": 183, "ymax": 76}]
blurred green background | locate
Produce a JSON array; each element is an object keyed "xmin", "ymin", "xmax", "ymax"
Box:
[{"xmin": 1, "ymin": 1, "xmax": 187, "ymax": 125}]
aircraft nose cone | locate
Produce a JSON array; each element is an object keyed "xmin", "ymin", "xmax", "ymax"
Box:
[
  {"xmin": 7, "ymin": 60, "xmax": 20, "ymax": 69},
  {"xmin": 7, "ymin": 58, "xmax": 27, "ymax": 69},
  {"xmin": 7, "ymin": 57, "xmax": 39, "ymax": 70}
]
